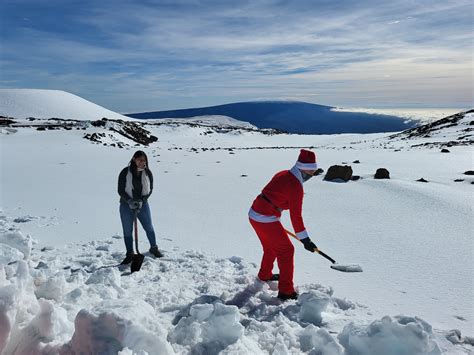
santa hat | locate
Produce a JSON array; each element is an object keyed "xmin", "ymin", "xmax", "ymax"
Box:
[{"xmin": 295, "ymin": 149, "xmax": 317, "ymax": 170}]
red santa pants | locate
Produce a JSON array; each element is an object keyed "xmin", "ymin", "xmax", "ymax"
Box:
[{"xmin": 249, "ymin": 218, "xmax": 295, "ymax": 294}]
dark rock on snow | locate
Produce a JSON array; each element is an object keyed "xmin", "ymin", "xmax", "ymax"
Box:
[
  {"xmin": 324, "ymin": 165, "xmax": 353, "ymax": 182},
  {"xmin": 374, "ymin": 168, "xmax": 390, "ymax": 179}
]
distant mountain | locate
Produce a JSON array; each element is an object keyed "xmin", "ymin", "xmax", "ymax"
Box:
[
  {"xmin": 127, "ymin": 101, "xmax": 419, "ymax": 134},
  {"xmin": 0, "ymin": 89, "xmax": 135, "ymax": 121}
]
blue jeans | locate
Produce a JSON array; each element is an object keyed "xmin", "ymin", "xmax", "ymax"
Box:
[{"xmin": 119, "ymin": 201, "xmax": 156, "ymax": 253}]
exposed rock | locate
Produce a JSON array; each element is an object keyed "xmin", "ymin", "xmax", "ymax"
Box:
[
  {"xmin": 352, "ymin": 160, "xmax": 360, "ymax": 163},
  {"xmin": 109, "ymin": 121, "xmax": 158, "ymax": 146},
  {"xmin": 454, "ymin": 179, "xmax": 464, "ymax": 182},
  {"xmin": 84, "ymin": 132, "xmax": 106, "ymax": 143},
  {"xmin": 0, "ymin": 117, "xmax": 16, "ymax": 126},
  {"xmin": 417, "ymin": 178, "xmax": 428, "ymax": 183},
  {"xmin": 314, "ymin": 168, "xmax": 324, "ymax": 176},
  {"xmin": 324, "ymin": 165, "xmax": 353, "ymax": 182},
  {"xmin": 441, "ymin": 149, "xmax": 450, "ymax": 153},
  {"xmin": 374, "ymin": 168, "xmax": 390, "ymax": 179},
  {"xmin": 351, "ymin": 175, "xmax": 361, "ymax": 181},
  {"xmin": 464, "ymin": 170, "xmax": 474, "ymax": 175}
]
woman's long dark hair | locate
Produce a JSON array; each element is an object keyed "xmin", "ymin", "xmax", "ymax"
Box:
[{"xmin": 129, "ymin": 150, "xmax": 150, "ymax": 175}]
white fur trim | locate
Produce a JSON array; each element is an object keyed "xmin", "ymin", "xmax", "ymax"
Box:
[
  {"xmin": 295, "ymin": 161, "xmax": 318, "ymax": 170},
  {"xmin": 141, "ymin": 170, "xmax": 151, "ymax": 196},
  {"xmin": 296, "ymin": 230, "xmax": 309, "ymax": 240},
  {"xmin": 125, "ymin": 167, "xmax": 151, "ymax": 198},
  {"xmin": 289, "ymin": 165, "xmax": 303, "ymax": 185},
  {"xmin": 125, "ymin": 169, "xmax": 133, "ymax": 198},
  {"xmin": 248, "ymin": 208, "xmax": 280, "ymax": 223}
]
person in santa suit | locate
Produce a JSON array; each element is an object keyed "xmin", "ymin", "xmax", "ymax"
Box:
[{"xmin": 249, "ymin": 149, "xmax": 319, "ymax": 300}]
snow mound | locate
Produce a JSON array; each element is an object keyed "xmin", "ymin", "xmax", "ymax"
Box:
[
  {"xmin": 339, "ymin": 315, "xmax": 441, "ymax": 355},
  {"xmin": 0, "ymin": 89, "xmax": 136, "ymax": 121}
]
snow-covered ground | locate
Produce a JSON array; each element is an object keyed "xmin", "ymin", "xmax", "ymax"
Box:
[{"xmin": 0, "ymin": 97, "xmax": 473, "ymax": 354}]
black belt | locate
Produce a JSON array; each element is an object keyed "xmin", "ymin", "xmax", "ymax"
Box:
[{"xmin": 259, "ymin": 193, "xmax": 283, "ymax": 212}]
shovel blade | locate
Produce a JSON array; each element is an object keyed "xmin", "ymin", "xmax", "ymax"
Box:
[
  {"xmin": 130, "ymin": 253, "xmax": 144, "ymax": 273},
  {"xmin": 330, "ymin": 263, "xmax": 363, "ymax": 273}
]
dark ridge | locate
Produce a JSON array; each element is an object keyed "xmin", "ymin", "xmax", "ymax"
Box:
[{"xmin": 126, "ymin": 101, "xmax": 419, "ymax": 135}]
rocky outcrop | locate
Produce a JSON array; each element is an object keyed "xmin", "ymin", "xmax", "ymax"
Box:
[{"xmin": 388, "ymin": 109, "xmax": 474, "ymax": 147}]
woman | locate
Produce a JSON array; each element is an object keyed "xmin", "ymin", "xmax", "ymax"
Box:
[{"xmin": 118, "ymin": 150, "xmax": 163, "ymax": 264}]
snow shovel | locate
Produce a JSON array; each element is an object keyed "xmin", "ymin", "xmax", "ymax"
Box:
[
  {"xmin": 130, "ymin": 210, "xmax": 144, "ymax": 273},
  {"xmin": 284, "ymin": 229, "xmax": 362, "ymax": 273}
]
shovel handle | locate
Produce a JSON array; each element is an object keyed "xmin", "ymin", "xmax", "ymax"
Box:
[
  {"xmin": 284, "ymin": 228, "xmax": 336, "ymax": 264},
  {"xmin": 134, "ymin": 211, "xmax": 140, "ymax": 254}
]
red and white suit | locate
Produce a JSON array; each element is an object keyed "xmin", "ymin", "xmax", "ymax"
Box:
[{"xmin": 249, "ymin": 165, "xmax": 309, "ymax": 294}]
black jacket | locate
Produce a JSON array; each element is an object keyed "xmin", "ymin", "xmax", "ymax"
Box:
[{"xmin": 118, "ymin": 167, "xmax": 154, "ymax": 204}]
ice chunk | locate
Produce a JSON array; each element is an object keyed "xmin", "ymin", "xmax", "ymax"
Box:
[
  {"xmin": 333, "ymin": 297, "xmax": 356, "ymax": 311},
  {"xmin": 0, "ymin": 231, "xmax": 33, "ymax": 260},
  {"xmin": 298, "ymin": 290, "xmax": 331, "ymax": 326},
  {"xmin": 2, "ymin": 299, "xmax": 55, "ymax": 354},
  {"xmin": 35, "ymin": 274, "xmax": 67, "ymax": 302},
  {"xmin": 0, "ymin": 244, "xmax": 24, "ymax": 264},
  {"xmin": 299, "ymin": 324, "xmax": 342, "ymax": 354},
  {"xmin": 169, "ymin": 301, "xmax": 244, "ymax": 353},
  {"xmin": 173, "ymin": 295, "xmax": 223, "ymax": 325}
]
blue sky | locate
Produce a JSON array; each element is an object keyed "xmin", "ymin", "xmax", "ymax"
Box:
[{"xmin": 1, "ymin": 0, "xmax": 472, "ymax": 112}]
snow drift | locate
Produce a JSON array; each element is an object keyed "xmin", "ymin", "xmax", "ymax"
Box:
[{"xmin": 0, "ymin": 223, "xmax": 472, "ymax": 354}]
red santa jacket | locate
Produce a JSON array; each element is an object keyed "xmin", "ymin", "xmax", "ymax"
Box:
[{"xmin": 249, "ymin": 166, "xmax": 309, "ymax": 240}]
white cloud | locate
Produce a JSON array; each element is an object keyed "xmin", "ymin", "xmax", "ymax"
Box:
[{"xmin": 1, "ymin": 0, "xmax": 472, "ymax": 110}]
